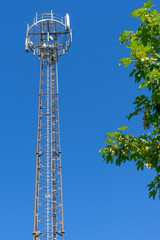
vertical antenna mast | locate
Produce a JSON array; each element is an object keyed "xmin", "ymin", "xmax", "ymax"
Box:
[{"xmin": 25, "ymin": 12, "xmax": 72, "ymax": 240}]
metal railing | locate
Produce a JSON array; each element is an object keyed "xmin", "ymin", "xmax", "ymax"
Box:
[{"xmin": 29, "ymin": 12, "xmax": 66, "ymax": 29}]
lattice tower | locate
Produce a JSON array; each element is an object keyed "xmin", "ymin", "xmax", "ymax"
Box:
[{"xmin": 25, "ymin": 12, "xmax": 72, "ymax": 240}]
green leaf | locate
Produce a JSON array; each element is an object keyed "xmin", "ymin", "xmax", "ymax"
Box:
[
  {"xmin": 119, "ymin": 31, "xmax": 134, "ymax": 44},
  {"xmin": 139, "ymin": 81, "xmax": 148, "ymax": 89},
  {"xmin": 131, "ymin": 9, "xmax": 144, "ymax": 19},
  {"xmin": 144, "ymin": 0, "xmax": 154, "ymax": 9},
  {"xmin": 105, "ymin": 139, "xmax": 115, "ymax": 144},
  {"xmin": 149, "ymin": 190, "xmax": 157, "ymax": 199},
  {"xmin": 118, "ymin": 126, "xmax": 128, "ymax": 131},
  {"xmin": 129, "ymin": 69, "xmax": 137, "ymax": 77},
  {"xmin": 136, "ymin": 161, "xmax": 144, "ymax": 171},
  {"xmin": 119, "ymin": 58, "xmax": 133, "ymax": 68},
  {"xmin": 127, "ymin": 108, "xmax": 143, "ymax": 120},
  {"xmin": 105, "ymin": 132, "xmax": 116, "ymax": 138}
]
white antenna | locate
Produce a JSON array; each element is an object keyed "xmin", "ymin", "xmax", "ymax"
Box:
[{"xmin": 65, "ymin": 13, "xmax": 70, "ymax": 29}]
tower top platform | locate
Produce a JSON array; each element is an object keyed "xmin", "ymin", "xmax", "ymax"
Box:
[{"xmin": 25, "ymin": 12, "xmax": 72, "ymax": 57}]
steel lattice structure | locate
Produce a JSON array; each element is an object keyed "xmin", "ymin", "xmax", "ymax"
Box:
[{"xmin": 25, "ymin": 12, "xmax": 72, "ymax": 240}]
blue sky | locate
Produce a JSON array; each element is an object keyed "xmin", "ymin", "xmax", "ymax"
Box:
[{"xmin": 0, "ymin": 0, "xmax": 160, "ymax": 240}]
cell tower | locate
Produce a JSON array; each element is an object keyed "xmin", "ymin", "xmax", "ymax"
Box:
[{"xmin": 25, "ymin": 12, "xmax": 72, "ymax": 240}]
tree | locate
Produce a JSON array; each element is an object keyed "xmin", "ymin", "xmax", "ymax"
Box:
[{"xmin": 100, "ymin": 0, "xmax": 160, "ymax": 199}]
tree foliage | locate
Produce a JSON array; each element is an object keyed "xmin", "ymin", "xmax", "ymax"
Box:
[{"xmin": 100, "ymin": 0, "xmax": 160, "ymax": 199}]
